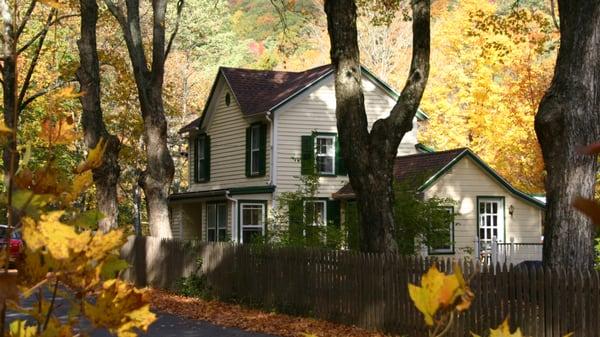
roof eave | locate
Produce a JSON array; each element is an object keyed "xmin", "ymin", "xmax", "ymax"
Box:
[
  {"xmin": 417, "ymin": 149, "xmax": 546, "ymax": 209},
  {"xmin": 269, "ymin": 68, "xmax": 335, "ymax": 113}
]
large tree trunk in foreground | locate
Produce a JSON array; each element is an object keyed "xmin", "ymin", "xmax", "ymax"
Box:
[
  {"xmin": 324, "ymin": 0, "xmax": 430, "ymax": 253},
  {"xmin": 104, "ymin": 0, "xmax": 181, "ymax": 237},
  {"xmin": 76, "ymin": 0, "xmax": 121, "ymax": 232},
  {"xmin": 535, "ymin": 1, "xmax": 600, "ymax": 269}
]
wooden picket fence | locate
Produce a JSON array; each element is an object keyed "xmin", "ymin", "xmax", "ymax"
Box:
[{"xmin": 121, "ymin": 236, "xmax": 600, "ymax": 337}]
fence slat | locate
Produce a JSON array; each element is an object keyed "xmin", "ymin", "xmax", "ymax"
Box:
[{"xmin": 121, "ymin": 237, "xmax": 600, "ymax": 337}]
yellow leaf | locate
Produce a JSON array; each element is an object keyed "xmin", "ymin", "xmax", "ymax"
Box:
[
  {"xmin": 75, "ymin": 138, "xmax": 107, "ymax": 174},
  {"xmin": 64, "ymin": 171, "xmax": 93, "ymax": 202},
  {"xmin": 8, "ymin": 320, "xmax": 37, "ymax": 337},
  {"xmin": 85, "ymin": 279, "xmax": 156, "ymax": 336},
  {"xmin": 54, "ymin": 85, "xmax": 84, "ymax": 99},
  {"xmin": 408, "ymin": 264, "xmax": 473, "ymax": 326},
  {"xmin": 0, "ymin": 120, "xmax": 13, "ymax": 134},
  {"xmin": 38, "ymin": 0, "xmax": 68, "ymax": 9},
  {"xmin": 489, "ymin": 318, "xmax": 523, "ymax": 337}
]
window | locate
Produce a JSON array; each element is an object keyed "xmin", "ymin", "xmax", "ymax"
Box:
[
  {"xmin": 240, "ymin": 203, "xmax": 265, "ymax": 243},
  {"xmin": 250, "ymin": 125, "xmax": 261, "ymax": 175},
  {"xmin": 429, "ymin": 207, "xmax": 454, "ymax": 254},
  {"xmin": 207, "ymin": 203, "xmax": 227, "ymax": 242},
  {"xmin": 246, "ymin": 124, "xmax": 265, "ymax": 177},
  {"xmin": 196, "ymin": 134, "xmax": 210, "ymax": 182},
  {"xmin": 478, "ymin": 197, "xmax": 505, "ymax": 243},
  {"xmin": 197, "ymin": 137, "xmax": 206, "ymax": 179},
  {"xmin": 315, "ymin": 135, "xmax": 335, "ymax": 175},
  {"xmin": 304, "ymin": 200, "xmax": 327, "ymax": 226}
]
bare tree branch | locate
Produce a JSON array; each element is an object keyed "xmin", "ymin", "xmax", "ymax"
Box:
[
  {"xmin": 17, "ymin": 10, "xmax": 56, "ymax": 112},
  {"xmin": 382, "ymin": 0, "xmax": 430, "ymax": 135},
  {"xmin": 550, "ymin": 0, "xmax": 559, "ymax": 30},
  {"xmin": 103, "ymin": 0, "xmax": 127, "ymax": 28},
  {"xmin": 15, "ymin": 0, "xmax": 37, "ymax": 39},
  {"xmin": 19, "ymin": 80, "xmax": 67, "ymax": 112},
  {"xmin": 17, "ymin": 13, "xmax": 78, "ymax": 54},
  {"xmin": 164, "ymin": 0, "xmax": 184, "ymax": 60}
]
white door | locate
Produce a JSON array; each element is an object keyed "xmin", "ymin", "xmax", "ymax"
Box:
[{"xmin": 478, "ymin": 197, "xmax": 505, "ymax": 243}]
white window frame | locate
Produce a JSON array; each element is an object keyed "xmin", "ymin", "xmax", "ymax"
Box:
[
  {"xmin": 207, "ymin": 203, "xmax": 227, "ymax": 242},
  {"xmin": 478, "ymin": 197, "xmax": 505, "ymax": 243},
  {"xmin": 240, "ymin": 202, "xmax": 265, "ymax": 243},
  {"xmin": 429, "ymin": 206, "xmax": 454, "ymax": 254},
  {"xmin": 315, "ymin": 135, "xmax": 335, "ymax": 175},
  {"xmin": 250, "ymin": 125, "xmax": 261, "ymax": 175},
  {"xmin": 197, "ymin": 136, "xmax": 206, "ymax": 180},
  {"xmin": 303, "ymin": 200, "xmax": 327, "ymax": 227}
]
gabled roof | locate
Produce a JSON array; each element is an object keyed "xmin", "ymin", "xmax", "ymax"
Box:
[
  {"xmin": 179, "ymin": 64, "xmax": 428, "ymax": 134},
  {"xmin": 333, "ymin": 148, "xmax": 545, "ymax": 208}
]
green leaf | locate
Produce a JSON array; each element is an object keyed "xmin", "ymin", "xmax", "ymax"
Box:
[
  {"xmin": 100, "ymin": 256, "xmax": 129, "ymax": 279},
  {"xmin": 68, "ymin": 209, "xmax": 105, "ymax": 229}
]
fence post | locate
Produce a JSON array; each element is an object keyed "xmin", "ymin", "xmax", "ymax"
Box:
[
  {"xmin": 491, "ymin": 236, "xmax": 498, "ymax": 266},
  {"xmin": 474, "ymin": 236, "xmax": 480, "ymax": 262},
  {"xmin": 510, "ymin": 237, "xmax": 515, "ymax": 266}
]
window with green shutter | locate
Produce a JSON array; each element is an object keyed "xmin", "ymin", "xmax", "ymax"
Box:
[
  {"xmin": 196, "ymin": 134, "xmax": 210, "ymax": 182},
  {"xmin": 246, "ymin": 123, "xmax": 266, "ymax": 177},
  {"xmin": 301, "ymin": 133, "xmax": 347, "ymax": 176}
]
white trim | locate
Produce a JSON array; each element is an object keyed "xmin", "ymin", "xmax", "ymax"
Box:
[
  {"xmin": 206, "ymin": 202, "xmax": 228, "ymax": 242},
  {"xmin": 478, "ymin": 197, "xmax": 505, "ymax": 243},
  {"xmin": 239, "ymin": 202, "xmax": 266, "ymax": 244},
  {"xmin": 315, "ymin": 135, "xmax": 336, "ymax": 175},
  {"xmin": 303, "ymin": 199, "xmax": 327, "ymax": 227},
  {"xmin": 268, "ymin": 111, "xmax": 277, "ymax": 190},
  {"xmin": 429, "ymin": 207, "xmax": 454, "ymax": 254},
  {"xmin": 225, "ymin": 192, "xmax": 238, "ymax": 243}
]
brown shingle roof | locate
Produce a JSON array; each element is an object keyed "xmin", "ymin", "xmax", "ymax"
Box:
[
  {"xmin": 179, "ymin": 65, "xmax": 333, "ymax": 133},
  {"xmin": 333, "ymin": 148, "xmax": 468, "ymax": 199}
]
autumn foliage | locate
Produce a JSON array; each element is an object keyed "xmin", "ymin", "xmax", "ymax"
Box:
[{"xmin": 0, "ymin": 82, "xmax": 155, "ymax": 336}]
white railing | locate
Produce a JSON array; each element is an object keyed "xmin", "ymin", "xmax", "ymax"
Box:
[{"xmin": 476, "ymin": 236, "xmax": 543, "ymax": 266}]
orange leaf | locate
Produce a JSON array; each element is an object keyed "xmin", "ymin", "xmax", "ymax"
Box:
[
  {"xmin": 577, "ymin": 142, "xmax": 600, "ymax": 155},
  {"xmin": 573, "ymin": 197, "xmax": 600, "ymax": 226}
]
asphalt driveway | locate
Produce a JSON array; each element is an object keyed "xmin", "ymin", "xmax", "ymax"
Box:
[{"xmin": 7, "ymin": 293, "xmax": 278, "ymax": 337}]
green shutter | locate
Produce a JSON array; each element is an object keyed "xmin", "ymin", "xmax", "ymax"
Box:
[
  {"xmin": 245, "ymin": 127, "xmax": 251, "ymax": 177},
  {"xmin": 335, "ymin": 136, "xmax": 347, "ymax": 176},
  {"xmin": 300, "ymin": 135, "xmax": 315, "ymax": 175},
  {"xmin": 288, "ymin": 199, "xmax": 304, "ymax": 239},
  {"xmin": 258, "ymin": 123, "xmax": 267, "ymax": 176},
  {"xmin": 203, "ymin": 135, "xmax": 211, "ymax": 181},
  {"xmin": 327, "ymin": 199, "xmax": 340, "ymax": 227},
  {"xmin": 192, "ymin": 137, "xmax": 198, "ymax": 183}
]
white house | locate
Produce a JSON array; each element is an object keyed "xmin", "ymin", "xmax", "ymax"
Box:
[{"xmin": 170, "ymin": 64, "xmax": 544, "ymax": 263}]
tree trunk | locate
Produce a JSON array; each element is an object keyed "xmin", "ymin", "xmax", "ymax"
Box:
[
  {"xmin": 76, "ymin": 0, "xmax": 121, "ymax": 232},
  {"xmin": 324, "ymin": 0, "xmax": 430, "ymax": 253},
  {"xmin": 138, "ymin": 91, "xmax": 174, "ymax": 238},
  {"xmin": 1, "ymin": 2, "xmax": 18, "ymax": 191},
  {"xmin": 535, "ymin": 1, "xmax": 600, "ymax": 269},
  {"xmin": 103, "ymin": 0, "xmax": 178, "ymax": 237}
]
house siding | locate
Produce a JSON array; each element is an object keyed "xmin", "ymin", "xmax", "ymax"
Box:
[
  {"xmin": 188, "ymin": 78, "xmax": 271, "ymax": 193},
  {"xmin": 275, "ymin": 75, "xmax": 418, "ymax": 198},
  {"xmin": 422, "ymin": 157, "xmax": 543, "ymax": 259}
]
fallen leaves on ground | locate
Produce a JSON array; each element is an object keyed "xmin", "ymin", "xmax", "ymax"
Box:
[{"xmin": 149, "ymin": 289, "xmax": 395, "ymax": 337}]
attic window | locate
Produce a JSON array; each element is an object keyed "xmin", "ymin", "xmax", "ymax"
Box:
[{"xmin": 225, "ymin": 93, "xmax": 231, "ymax": 106}]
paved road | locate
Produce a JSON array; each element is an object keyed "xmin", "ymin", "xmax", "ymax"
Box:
[{"xmin": 7, "ymin": 294, "xmax": 278, "ymax": 337}]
